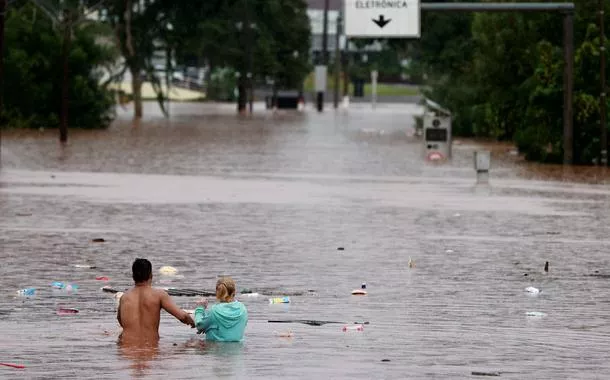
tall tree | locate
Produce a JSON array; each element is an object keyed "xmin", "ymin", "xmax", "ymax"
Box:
[
  {"xmin": 104, "ymin": 0, "xmax": 172, "ymax": 119},
  {"xmin": 172, "ymin": 0, "xmax": 311, "ymax": 112},
  {"xmin": 2, "ymin": 2, "xmax": 115, "ymax": 131},
  {"xmin": 28, "ymin": 0, "xmax": 112, "ymax": 141}
]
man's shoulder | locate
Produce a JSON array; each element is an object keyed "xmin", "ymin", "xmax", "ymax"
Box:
[{"xmin": 149, "ymin": 287, "xmax": 169, "ymax": 301}]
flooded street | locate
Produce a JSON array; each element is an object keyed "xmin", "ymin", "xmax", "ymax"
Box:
[{"xmin": 2, "ymin": 102, "xmax": 610, "ymax": 379}]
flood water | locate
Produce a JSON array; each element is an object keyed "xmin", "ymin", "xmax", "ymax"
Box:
[{"xmin": 2, "ymin": 102, "xmax": 610, "ymax": 379}]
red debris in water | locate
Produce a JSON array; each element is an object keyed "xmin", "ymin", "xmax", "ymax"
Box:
[
  {"xmin": 95, "ymin": 276, "xmax": 110, "ymax": 281},
  {"xmin": 57, "ymin": 308, "xmax": 79, "ymax": 315},
  {"xmin": 0, "ymin": 363, "xmax": 25, "ymax": 369}
]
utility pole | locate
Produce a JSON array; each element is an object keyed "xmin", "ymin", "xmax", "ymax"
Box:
[
  {"xmin": 0, "ymin": 0, "xmax": 6, "ymax": 163},
  {"xmin": 333, "ymin": 15, "xmax": 341, "ymax": 108},
  {"xmin": 600, "ymin": 0, "xmax": 607, "ymax": 165},
  {"xmin": 59, "ymin": 8, "xmax": 72, "ymax": 144},
  {"xmin": 343, "ymin": 37, "xmax": 349, "ymax": 98},
  {"xmin": 317, "ymin": 0, "xmax": 329, "ymax": 112}
]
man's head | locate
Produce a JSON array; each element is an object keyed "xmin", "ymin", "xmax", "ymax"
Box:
[{"xmin": 132, "ymin": 258, "xmax": 152, "ymax": 284}]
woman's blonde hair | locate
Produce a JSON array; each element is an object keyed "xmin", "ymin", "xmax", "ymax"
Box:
[{"xmin": 216, "ymin": 277, "xmax": 236, "ymax": 302}]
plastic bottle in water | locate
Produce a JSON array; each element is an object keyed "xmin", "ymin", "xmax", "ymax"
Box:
[
  {"xmin": 269, "ymin": 296, "xmax": 290, "ymax": 304},
  {"xmin": 51, "ymin": 282, "xmax": 79, "ymax": 291},
  {"xmin": 342, "ymin": 324, "xmax": 364, "ymax": 332},
  {"xmin": 17, "ymin": 288, "xmax": 36, "ymax": 296}
]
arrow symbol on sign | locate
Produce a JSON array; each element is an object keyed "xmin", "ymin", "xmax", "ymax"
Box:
[{"xmin": 372, "ymin": 15, "xmax": 391, "ymax": 28}]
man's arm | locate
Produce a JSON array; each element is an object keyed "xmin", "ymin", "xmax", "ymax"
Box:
[
  {"xmin": 117, "ymin": 296, "xmax": 123, "ymax": 327},
  {"xmin": 160, "ymin": 290, "xmax": 195, "ymax": 327}
]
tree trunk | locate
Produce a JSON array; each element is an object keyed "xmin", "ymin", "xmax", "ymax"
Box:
[
  {"xmin": 205, "ymin": 60, "xmax": 214, "ymax": 100},
  {"xmin": 124, "ymin": 0, "xmax": 142, "ymax": 119},
  {"xmin": 131, "ymin": 67, "xmax": 143, "ymax": 119},
  {"xmin": 272, "ymin": 82, "xmax": 278, "ymax": 109},
  {"xmin": 59, "ymin": 14, "xmax": 72, "ymax": 144},
  {"xmin": 237, "ymin": 77, "xmax": 247, "ymax": 113}
]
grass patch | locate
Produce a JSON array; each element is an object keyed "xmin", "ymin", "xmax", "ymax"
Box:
[{"xmin": 302, "ymin": 72, "xmax": 419, "ymax": 96}]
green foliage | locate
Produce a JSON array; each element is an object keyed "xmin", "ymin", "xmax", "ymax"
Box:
[
  {"xmin": 2, "ymin": 3, "xmax": 115, "ymax": 129},
  {"xmin": 407, "ymin": 0, "xmax": 610, "ymax": 164},
  {"xmin": 171, "ymin": 0, "xmax": 311, "ymax": 97}
]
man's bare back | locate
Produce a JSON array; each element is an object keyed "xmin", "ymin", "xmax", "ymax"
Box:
[{"xmin": 118, "ymin": 259, "xmax": 194, "ymax": 344}]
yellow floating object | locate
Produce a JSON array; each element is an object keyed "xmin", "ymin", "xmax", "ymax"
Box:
[{"xmin": 159, "ymin": 266, "xmax": 178, "ymax": 275}]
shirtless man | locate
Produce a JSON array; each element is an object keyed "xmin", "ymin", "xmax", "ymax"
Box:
[{"xmin": 117, "ymin": 258, "xmax": 194, "ymax": 344}]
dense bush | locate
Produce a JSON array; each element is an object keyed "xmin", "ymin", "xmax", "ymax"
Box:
[
  {"xmin": 1, "ymin": 4, "xmax": 115, "ymax": 129},
  {"xmin": 399, "ymin": 0, "xmax": 610, "ymax": 164}
]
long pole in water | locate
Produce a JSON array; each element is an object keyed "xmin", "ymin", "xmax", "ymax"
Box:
[
  {"xmin": 0, "ymin": 0, "xmax": 5, "ymax": 165},
  {"xmin": 563, "ymin": 12, "xmax": 574, "ymax": 165},
  {"xmin": 317, "ymin": 0, "xmax": 329, "ymax": 112},
  {"xmin": 600, "ymin": 0, "xmax": 607, "ymax": 165},
  {"xmin": 333, "ymin": 15, "xmax": 341, "ymax": 108}
]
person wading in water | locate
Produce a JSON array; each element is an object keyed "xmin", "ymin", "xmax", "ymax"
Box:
[{"xmin": 117, "ymin": 258, "xmax": 194, "ymax": 345}]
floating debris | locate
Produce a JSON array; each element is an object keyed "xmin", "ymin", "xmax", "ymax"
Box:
[
  {"xmin": 269, "ymin": 297, "xmax": 291, "ymax": 304},
  {"xmin": 74, "ymin": 264, "xmax": 97, "ymax": 269},
  {"xmin": 91, "ymin": 238, "xmax": 105, "ymax": 243},
  {"xmin": 525, "ymin": 286, "xmax": 540, "ymax": 294},
  {"xmin": 472, "ymin": 371, "xmax": 500, "ymax": 376},
  {"xmin": 57, "ymin": 308, "xmax": 79, "ymax": 315},
  {"xmin": 408, "ymin": 257, "xmax": 415, "ymax": 268},
  {"xmin": 268, "ymin": 320, "xmax": 370, "ymax": 326},
  {"xmin": 274, "ymin": 331, "xmax": 294, "ymax": 338},
  {"xmin": 352, "ymin": 282, "xmax": 367, "ymax": 295},
  {"xmin": 159, "ymin": 266, "xmax": 178, "ymax": 276},
  {"xmin": 52, "ymin": 282, "xmax": 78, "ymax": 292},
  {"xmin": 0, "ymin": 363, "xmax": 25, "ymax": 369},
  {"xmin": 17, "ymin": 288, "xmax": 36, "ymax": 297},
  {"xmin": 525, "ymin": 311, "xmax": 546, "ymax": 318}
]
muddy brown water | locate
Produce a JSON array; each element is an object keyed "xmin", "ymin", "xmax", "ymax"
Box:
[{"xmin": 1, "ymin": 102, "xmax": 610, "ymax": 379}]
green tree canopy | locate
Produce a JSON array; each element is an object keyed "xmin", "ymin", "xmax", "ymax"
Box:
[{"xmin": 2, "ymin": 2, "xmax": 115, "ymax": 129}]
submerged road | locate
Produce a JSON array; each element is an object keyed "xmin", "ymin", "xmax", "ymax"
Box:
[{"xmin": 1, "ymin": 102, "xmax": 610, "ymax": 379}]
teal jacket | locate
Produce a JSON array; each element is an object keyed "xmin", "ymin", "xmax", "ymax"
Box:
[{"xmin": 194, "ymin": 301, "xmax": 248, "ymax": 342}]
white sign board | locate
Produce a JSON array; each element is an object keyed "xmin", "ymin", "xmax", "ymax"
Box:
[{"xmin": 344, "ymin": 0, "xmax": 420, "ymax": 38}]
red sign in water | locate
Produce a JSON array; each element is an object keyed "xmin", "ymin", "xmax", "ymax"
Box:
[{"xmin": 427, "ymin": 152, "xmax": 444, "ymax": 161}]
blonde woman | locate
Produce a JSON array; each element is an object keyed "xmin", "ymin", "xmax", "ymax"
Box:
[{"xmin": 194, "ymin": 277, "xmax": 248, "ymax": 342}]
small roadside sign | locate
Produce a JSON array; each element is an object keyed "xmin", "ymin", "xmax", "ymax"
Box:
[{"xmin": 344, "ymin": 0, "xmax": 420, "ymax": 38}]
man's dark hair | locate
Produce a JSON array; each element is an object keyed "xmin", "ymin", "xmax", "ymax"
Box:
[{"xmin": 132, "ymin": 258, "xmax": 152, "ymax": 283}]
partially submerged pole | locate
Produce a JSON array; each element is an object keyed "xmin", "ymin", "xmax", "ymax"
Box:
[
  {"xmin": 600, "ymin": 0, "xmax": 607, "ymax": 165},
  {"xmin": 0, "ymin": 0, "xmax": 6, "ymax": 164},
  {"xmin": 333, "ymin": 15, "xmax": 341, "ymax": 108},
  {"xmin": 563, "ymin": 11, "xmax": 574, "ymax": 164}
]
